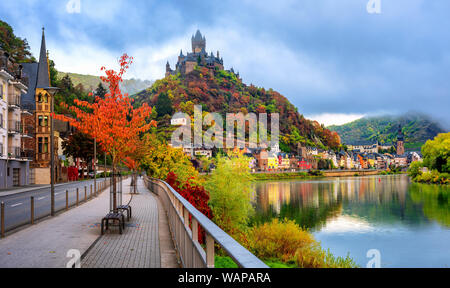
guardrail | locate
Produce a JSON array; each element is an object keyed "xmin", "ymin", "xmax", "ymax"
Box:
[
  {"xmin": 0, "ymin": 178, "xmax": 116, "ymax": 238},
  {"xmin": 144, "ymin": 176, "xmax": 268, "ymax": 268}
]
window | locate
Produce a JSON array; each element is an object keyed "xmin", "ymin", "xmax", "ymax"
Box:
[
  {"xmin": 38, "ymin": 115, "xmax": 49, "ymax": 127},
  {"xmin": 37, "ymin": 93, "xmax": 42, "ymax": 103},
  {"xmin": 38, "ymin": 137, "xmax": 48, "ymax": 153},
  {"xmin": 43, "ymin": 93, "xmax": 48, "ymax": 103}
]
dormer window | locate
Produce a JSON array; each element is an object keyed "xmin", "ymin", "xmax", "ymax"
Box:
[{"xmin": 37, "ymin": 93, "xmax": 43, "ymax": 102}]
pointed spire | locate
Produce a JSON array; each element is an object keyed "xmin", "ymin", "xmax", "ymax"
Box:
[
  {"xmin": 194, "ymin": 29, "xmax": 203, "ymax": 40},
  {"xmin": 179, "ymin": 49, "xmax": 183, "ymax": 56},
  {"xmin": 36, "ymin": 26, "xmax": 50, "ymax": 88}
]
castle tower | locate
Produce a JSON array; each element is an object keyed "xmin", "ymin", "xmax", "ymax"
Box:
[
  {"xmin": 191, "ymin": 30, "xmax": 206, "ymax": 53},
  {"xmin": 396, "ymin": 125, "xmax": 405, "ymax": 155},
  {"xmin": 165, "ymin": 61, "xmax": 172, "ymax": 77}
]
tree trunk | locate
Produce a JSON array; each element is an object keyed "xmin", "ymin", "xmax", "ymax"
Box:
[{"xmin": 112, "ymin": 165, "xmax": 117, "ymax": 212}]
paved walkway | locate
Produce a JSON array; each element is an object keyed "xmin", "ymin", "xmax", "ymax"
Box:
[
  {"xmin": 81, "ymin": 179, "xmax": 178, "ymax": 268},
  {"xmin": 0, "ymin": 178, "xmax": 131, "ymax": 268}
]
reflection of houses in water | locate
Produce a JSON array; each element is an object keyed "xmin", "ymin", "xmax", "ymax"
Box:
[
  {"xmin": 266, "ymin": 182, "xmax": 291, "ymax": 214},
  {"xmin": 253, "ymin": 175, "xmax": 430, "ymax": 231}
]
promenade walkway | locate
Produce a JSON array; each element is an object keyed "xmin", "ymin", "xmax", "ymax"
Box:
[{"xmin": 81, "ymin": 179, "xmax": 179, "ymax": 268}]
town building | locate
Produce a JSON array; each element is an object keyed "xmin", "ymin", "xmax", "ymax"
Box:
[
  {"xmin": 0, "ymin": 51, "xmax": 31, "ymax": 188},
  {"xmin": 396, "ymin": 125, "xmax": 405, "ymax": 155},
  {"xmin": 21, "ymin": 28, "xmax": 64, "ymax": 184}
]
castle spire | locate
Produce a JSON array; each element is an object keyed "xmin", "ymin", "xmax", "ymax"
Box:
[{"xmin": 36, "ymin": 27, "xmax": 50, "ymax": 88}]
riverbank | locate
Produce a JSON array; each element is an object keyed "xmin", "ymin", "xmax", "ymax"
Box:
[{"xmin": 200, "ymin": 169, "xmax": 387, "ymax": 181}]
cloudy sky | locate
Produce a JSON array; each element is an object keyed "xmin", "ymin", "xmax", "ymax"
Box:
[{"xmin": 1, "ymin": 0, "xmax": 449, "ymax": 127}]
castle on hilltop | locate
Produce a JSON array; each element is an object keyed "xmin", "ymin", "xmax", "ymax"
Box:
[{"xmin": 166, "ymin": 30, "xmax": 238, "ymax": 78}]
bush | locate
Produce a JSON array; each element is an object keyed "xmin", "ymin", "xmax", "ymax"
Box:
[
  {"xmin": 408, "ymin": 161, "xmax": 423, "ymax": 180},
  {"xmin": 246, "ymin": 219, "xmax": 358, "ymax": 268},
  {"xmin": 246, "ymin": 219, "xmax": 315, "ymax": 262},
  {"xmin": 205, "ymin": 153, "xmax": 254, "ymax": 239},
  {"xmin": 295, "ymin": 245, "xmax": 357, "ymax": 268}
]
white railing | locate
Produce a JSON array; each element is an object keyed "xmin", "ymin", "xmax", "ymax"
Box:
[{"xmin": 144, "ymin": 176, "xmax": 268, "ymax": 268}]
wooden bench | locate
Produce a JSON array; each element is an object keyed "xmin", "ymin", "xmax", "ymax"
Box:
[
  {"xmin": 117, "ymin": 205, "xmax": 132, "ymax": 221},
  {"xmin": 101, "ymin": 212, "xmax": 125, "ymax": 235}
]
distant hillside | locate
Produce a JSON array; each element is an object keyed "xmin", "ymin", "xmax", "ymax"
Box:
[
  {"xmin": 328, "ymin": 113, "xmax": 447, "ymax": 151},
  {"xmin": 133, "ymin": 67, "xmax": 341, "ymax": 152},
  {"xmin": 57, "ymin": 71, "xmax": 153, "ymax": 96}
]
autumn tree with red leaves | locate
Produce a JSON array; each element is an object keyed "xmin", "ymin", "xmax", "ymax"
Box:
[{"xmin": 54, "ymin": 54, "xmax": 156, "ymax": 210}]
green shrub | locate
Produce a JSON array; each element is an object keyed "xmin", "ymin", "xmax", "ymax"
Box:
[
  {"xmin": 246, "ymin": 219, "xmax": 358, "ymax": 268},
  {"xmin": 205, "ymin": 153, "xmax": 254, "ymax": 239}
]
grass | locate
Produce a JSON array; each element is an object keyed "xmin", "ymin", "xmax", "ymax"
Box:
[
  {"xmin": 214, "ymin": 256, "xmax": 239, "ymax": 268},
  {"xmin": 214, "ymin": 256, "xmax": 297, "ymax": 268}
]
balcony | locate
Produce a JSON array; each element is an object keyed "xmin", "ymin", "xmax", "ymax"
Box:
[
  {"xmin": 8, "ymin": 95, "xmax": 21, "ymax": 110},
  {"xmin": 21, "ymin": 148, "xmax": 34, "ymax": 161},
  {"xmin": 8, "ymin": 146, "xmax": 21, "ymax": 159},
  {"xmin": 21, "ymin": 124, "xmax": 34, "ymax": 138},
  {"xmin": 8, "ymin": 120, "xmax": 21, "ymax": 134}
]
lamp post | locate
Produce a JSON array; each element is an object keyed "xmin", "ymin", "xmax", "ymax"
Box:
[
  {"xmin": 94, "ymin": 137, "xmax": 96, "ymax": 196},
  {"xmin": 45, "ymin": 86, "xmax": 59, "ymax": 217}
]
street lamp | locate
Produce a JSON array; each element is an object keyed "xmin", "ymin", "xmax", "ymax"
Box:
[{"xmin": 44, "ymin": 86, "xmax": 59, "ymax": 216}]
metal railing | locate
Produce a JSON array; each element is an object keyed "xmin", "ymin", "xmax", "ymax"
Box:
[
  {"xmin": 8, "ymin": 95, "xmax": 21, "ymax": 108},
  {"xmin": 8, "ymin": 146, "xmax": 21, "ymax": 159},
  {"xmin": 8, "ymin": 120, "xmax": 21, "ymax": 133},
  {"xmin": 0, "ymin": 178, "xmax": 113, "ymax": 238},
  {"xmin": 144, "ymin": 176, "xmax": 268, "ymax": 268},
  {"xmin": 21, "ymin": 149, "xmax": 34, "ymax": 160}
]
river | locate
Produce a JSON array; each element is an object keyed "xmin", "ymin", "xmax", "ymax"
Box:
[{"xmin": 251, "ymin": 174, "xmax": 449, "ymax": 268}]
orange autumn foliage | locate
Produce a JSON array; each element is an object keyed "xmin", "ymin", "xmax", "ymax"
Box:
[{"xmin": 53, "ymin": 54, "xmax": 156, "ymax": 168}]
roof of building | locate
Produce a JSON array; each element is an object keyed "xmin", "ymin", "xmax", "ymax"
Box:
[
  {"xmin": 36, "ymin": 28, "xmax": 50, "ymax": 89},
  {"xmin": 20, "ymin": 62, "xmax": 38, "ymax": 110}
]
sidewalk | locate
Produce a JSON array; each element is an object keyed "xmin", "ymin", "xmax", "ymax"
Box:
[
  {"xmin": 81, "ymin": 179, "xmax": 179, "ymax": 268},
  {"xmin": 0, "ymin": 178, "xmax": 131, "ymax": 268}
]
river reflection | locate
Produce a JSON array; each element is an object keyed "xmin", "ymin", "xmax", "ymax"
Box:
[{"xmin": 251, "ymin": 174, "xmax": 450, "ymax": 267}]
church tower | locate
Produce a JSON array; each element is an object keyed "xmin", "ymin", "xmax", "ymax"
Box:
[
  {"xmin": 191, "ymin": 30, "xmax": 206, "ymax": 53},
  {"xmin": 33, "ymin": 27, "xmax": 53, "ymax": 184},
  {"xmin": 396, "ymin": 125, "xmax": 405, "ymax": 155}
]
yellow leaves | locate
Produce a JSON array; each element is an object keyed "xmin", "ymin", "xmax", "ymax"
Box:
[{"xmin": 246, "ymin": 219, "xmax": 315, "ymax": 262}]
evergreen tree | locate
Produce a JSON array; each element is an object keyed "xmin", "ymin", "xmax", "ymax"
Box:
[
  {"xmin": 94, "ymin": 82, "xmax": 107, "ymax": 99},
  {"xmin": 0, "ymin": 20, "xmax": 35, "ymax": 63},
  {"xmin": 155, "ymin": 92, "xmax": 173, "ymax": 117}
]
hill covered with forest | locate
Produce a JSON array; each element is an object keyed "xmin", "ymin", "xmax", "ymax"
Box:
[
  {"xmin": 57, "ymin": 71, "xmax": 153, "ymax": 96},
  {"xmin": 328, "ymin": 113, "xmax": 446, "ymax": 151},
  {"xmin": 133, "ymin": 67, "xmax": 341, "ymax": 152}
]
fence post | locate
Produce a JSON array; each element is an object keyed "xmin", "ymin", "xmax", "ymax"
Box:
[
  {"xmin": 30, "ymin": 196, "xmax": 34, "ymax": 225},
  {"xmin": 206, "ymin": 233, "xmax": 215, "ymax": 268},
  {"xmin": 90, "ymin": 184, "xmax": 92, "ymax": 198},
  {"xmin": 66, "ymin": 190, "xmax": 69, "ymax": 210},
  {"xmin": 192, "ymin": 218, "xmax": 198, "ymax": 242},
  {"xmin": 1, "ymin": 202, "xmax": 4, "ymax": 238},
  {"xmin": 84, "ymin": 186, "xmax": 87, "ymax": 202},
  {"xmin": 76, "ymin": 188, "xmax": 79, "ymax": 206}
]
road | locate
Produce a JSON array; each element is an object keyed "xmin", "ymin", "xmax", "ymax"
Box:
[{"xmin": 0, "ymin": 178, "xmax": 109, "ymax": 232}]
